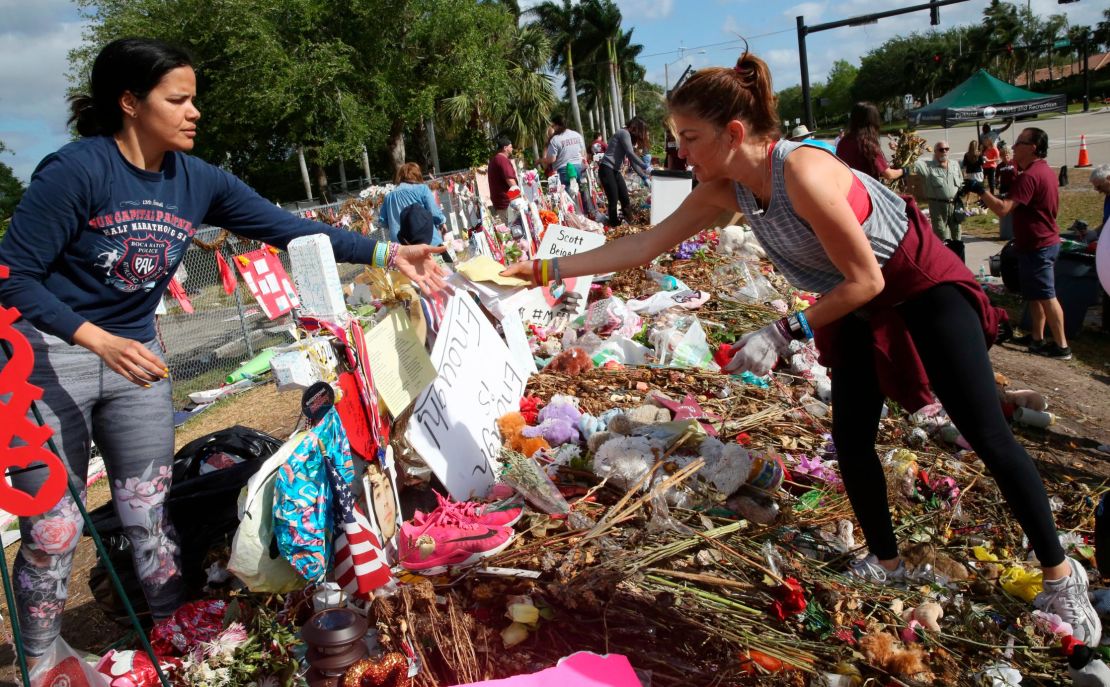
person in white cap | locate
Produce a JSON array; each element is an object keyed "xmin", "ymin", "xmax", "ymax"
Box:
[{"xmin": 788, "ymin": 124, "xmax": 836, "ymax": 153}]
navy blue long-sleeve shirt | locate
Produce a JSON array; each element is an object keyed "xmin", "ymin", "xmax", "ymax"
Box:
[{"xmin": 0, "ymin": 135, "xmax": 378, "ymax": 343}]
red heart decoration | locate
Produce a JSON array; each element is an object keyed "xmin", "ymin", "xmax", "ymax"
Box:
[
  {"xmin": 38, "ymin": 656, "xmax": 96, "ymax": 687},
  {"xmin": 541, "ymin": 278, "xmax": 577, "ymax": 308}
]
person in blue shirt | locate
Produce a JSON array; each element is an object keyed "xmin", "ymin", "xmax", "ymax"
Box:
[
  {"xmin": 0, "ymin": 37, "xmax": 447, "ymax": 658},
  {"xmin": 377, "ymin": 162, "xmax": 446, "ymax": 246}
]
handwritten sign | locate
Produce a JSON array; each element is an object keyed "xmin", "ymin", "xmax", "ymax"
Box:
[
  {"xmin": 363, "ymin": 308, "xmax": 437, "ymax": 416},
  {"xmin": 515, "ymin": 224, "xmax": 606, "ymax": 329},
  {"xmin": 288, "ymin": 234, "xmax": 347, "ymax": 322},
  {"xmin": 406, "ymin": 294, "xmax": 528, "ymax": 500}
]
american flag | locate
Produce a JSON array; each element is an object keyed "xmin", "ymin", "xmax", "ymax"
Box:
[{"xmin": 324, "ymin": 453, "xmax": 393, "ymax": 599}]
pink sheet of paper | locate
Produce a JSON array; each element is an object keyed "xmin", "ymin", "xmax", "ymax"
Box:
[{"xmin": 452, "ymin": 652, "xmax": 640, "ymax": 687}]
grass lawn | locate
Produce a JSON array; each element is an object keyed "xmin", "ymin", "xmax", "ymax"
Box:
[{"xmin": 961, "ymin": 167, "xmax": 1104, "ymax": 240}]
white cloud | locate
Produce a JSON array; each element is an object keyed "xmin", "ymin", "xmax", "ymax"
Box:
[
  {"xmin": 722, "ymin": 15, "xmax": 741, "ymax": 38},
  {"xmin": 0, "ymin": 14, "xmax": 86, "ymax": 181},
  {"xmin": 784, "ymin": 2, "xmax": 826, "ymax": 24},
  {"xmin": 617, "ymin": 0, "xmax": 675, "ymax": 21}
]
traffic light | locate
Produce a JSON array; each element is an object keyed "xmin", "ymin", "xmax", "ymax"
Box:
[
  {"xmin": 930, "ymin": 4, "xmax": 940, "ymax": 25},
  {"xmin": 933, "ymin": 53, "xmax": 942, "ymax": 63}
]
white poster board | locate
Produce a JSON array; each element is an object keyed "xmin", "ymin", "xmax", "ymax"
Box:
[
  {"xmin": 406, "ymin": 294, "xmax": 528, "ymax": 500},
  {"xmin": 501, "ymin": 310, "xmax": 537, "ymax": 376},
  {"xmin": 515, "ymin": 224, "xmax": 606, "ymax": 329}
]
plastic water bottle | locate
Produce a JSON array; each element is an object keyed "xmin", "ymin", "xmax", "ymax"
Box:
[
  {"xmin": 645, "ymin": 269, "xmax": 682, "ymax": 291},
  {"xmin": 978, "ymin": 265, "xmax": 987, "ymax": 280}
]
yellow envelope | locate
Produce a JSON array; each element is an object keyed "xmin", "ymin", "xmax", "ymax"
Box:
[{"xmin": 457, "ymin": 255, "xmax": 529, "ymax": 287}]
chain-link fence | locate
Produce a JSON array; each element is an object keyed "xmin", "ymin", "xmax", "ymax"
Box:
[{"xmin": 157, "ymin": 204, "xmax": 389, "ymax": 408}]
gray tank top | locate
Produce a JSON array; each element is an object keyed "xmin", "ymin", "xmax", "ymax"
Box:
[{"xmin": 733, "ymin": 140, "xmax": 909, "ymax": 294}]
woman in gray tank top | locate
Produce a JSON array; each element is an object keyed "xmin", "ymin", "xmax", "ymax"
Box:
[{"xmin": 505, "ymin": 49, "xmax": 1100, "ymax": 646}]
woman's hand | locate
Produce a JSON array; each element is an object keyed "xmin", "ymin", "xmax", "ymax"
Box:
[
  {"xmin": 723, "ymin": 323, "xmax": 792, "ymax": 377},
  {"xmin": 393, "ymin": 244, "xmax": 452, "ymax": 295},
  {"xmin": 500, "ymin": 260, "xmax": 539, "ymax": 285},
  {"xmin": 73, "ymin": 322, "xmax": 167, "ymax": 387}
]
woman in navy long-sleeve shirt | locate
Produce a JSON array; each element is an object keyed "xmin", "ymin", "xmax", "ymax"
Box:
[
  {"xmin": 0, "ymin": 37, "xmax": 446, "ymax": 657},
  {"xmin": 597, "ymin": 117, "xmax": 651, "ymax": 227}
]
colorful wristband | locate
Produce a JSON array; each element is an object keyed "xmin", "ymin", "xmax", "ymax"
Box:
[
  {"xmin": 372, "ymin": 242, "xmax": 390, "ymax": 268},
  {"xmin": 386, "ymin": 242, "xmax": 399, "ymax": 270},
  {"xmin": 552, "ymin": 257, "xmax": 562, "ymax": 286},
  {"xmin": 796, "ymin": 311, "xmax": 813, "ymax": 340}
]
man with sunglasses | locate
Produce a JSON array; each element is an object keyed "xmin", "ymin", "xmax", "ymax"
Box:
[
  {"xmin": 968, "ymin": 128, "xmax": 1069, "ymax": 359},
  {"xmin": 911, "ymin": 141, "xmax": 965, "ymax": 243}
]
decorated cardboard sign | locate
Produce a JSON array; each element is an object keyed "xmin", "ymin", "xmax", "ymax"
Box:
[
  {"xmin": 234, "ymin": 248, "xmax": 300, "ymax": 320},
  {"xmin": 406, "ymin": 294, "xmax": 528, "ymax": 500},
  {"xmin": 515, "ymin": 225, "xmax": 605, "ymax": 328}
]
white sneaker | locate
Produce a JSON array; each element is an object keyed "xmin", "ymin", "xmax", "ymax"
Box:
[
  {"xmin": 846, "ymin": 554, "xmax": 907, "ymax": 585},
  {"xmin": 1034, "ymin": 558, "xmax": 1102, "ymax": 646}
]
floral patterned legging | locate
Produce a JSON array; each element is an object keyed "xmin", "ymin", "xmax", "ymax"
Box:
[{"xmin": 10, "ymin": 324, "xmax": 184, "ymax": 656}]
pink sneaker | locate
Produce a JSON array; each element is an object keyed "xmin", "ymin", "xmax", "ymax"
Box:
[
  {"xmin": 399, "ymin": 508, "xmax": 513, "ymax": 574},
  {"xmin": 414, "ymin": 492, "xmax": 525, "ymax": 529}
]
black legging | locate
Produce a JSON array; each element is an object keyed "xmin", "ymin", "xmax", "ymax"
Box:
[
  {"xmin": 598, "ymin": 163, "xmax": 631, "ymax": 227},
  {"xmin": 831, "ymin": 284, "xmax": 1064, "ymax": 567},
  {"xmin": 984, "ymin": 167, "xmax": 998, "ymax": 195}
]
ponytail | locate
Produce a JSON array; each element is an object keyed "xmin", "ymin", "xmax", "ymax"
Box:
[
  {"xmin": 667, "ymin": 47, "xmax": 779, "ymax": 139},
  {"xmin": 68, "ymin": 94, "xmax": 103, "ymax": 137},
  {"xmin": 67, "ymin": 38, "xmax": 193, "ymax": 137}
]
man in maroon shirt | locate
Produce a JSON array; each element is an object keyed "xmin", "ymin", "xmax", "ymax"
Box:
[
  {"xmin": 487, "ymin": 136, "xmax": 519, "ymax": 224},
  {"xmin": 973, "ymin": 128, "xmax": 1069, "ymax": 359}
]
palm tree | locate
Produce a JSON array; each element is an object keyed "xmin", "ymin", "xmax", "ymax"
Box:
[
  {"xmin": 616, "ymin": 28, "xmax": 644, "ymax": 118},
  {"xmin": 499, "ymin": 24, "xmax": 557, "ymax": 157},
  {"xmin": 578, "ymin": 0, "xmax": 626, "ymax": 132},
  {"xmin": 528, "ymin": 0, "xmax": 585, "ymax": 134}
]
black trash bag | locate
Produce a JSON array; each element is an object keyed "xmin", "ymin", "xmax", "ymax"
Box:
[
  {"xmin": 86, "ymin": 425, "xmax": 283, "ymax": 624},
  {"xmin": 998, "ymin": 240, "xmax": 1021, "ymax": 294},
  {"xmin": 945, "ymin": 239, "xmax": 966, "ymax": 263}
]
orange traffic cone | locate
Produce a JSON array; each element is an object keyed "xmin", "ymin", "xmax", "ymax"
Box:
[{"xmin": 1076, "ymin": 134, "xmax": 1091, "ymax": 168}]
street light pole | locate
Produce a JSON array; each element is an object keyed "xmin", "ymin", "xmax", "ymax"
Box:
[
  {"xmin": 796, "ymin": 0, "xmax": 971, "ymax": 130},
  {"xmin": 665, "ymin": 48, "xmax": 705, "ymax": 95},
  {"xmin": 797, "ymin": 16, "xmax": 813, "ymax": 131}
]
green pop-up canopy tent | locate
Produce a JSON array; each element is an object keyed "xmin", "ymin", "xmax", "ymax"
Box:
[{"xmin": 907, "ymin": 69, "xmax": 1066, "ymax": 127}]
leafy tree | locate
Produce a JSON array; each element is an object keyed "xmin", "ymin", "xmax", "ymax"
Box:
[
  {"xmin": 0, "ymin": 142, "xmax": 25, "ymax": 236},
  {"xmin": 1095, "ymin": 8, "xmax": 1110, "ymax": 51},
  {"xmin": 776, "ymin": 85, "xmax": 805, "ymax": 130},
  {"xmin": 74, "ymin": 0, "xmax": 373, "ymax": 197},
  {"xmin": 818, "ymin": 60, "xmax": 858, "ymax": 124}
]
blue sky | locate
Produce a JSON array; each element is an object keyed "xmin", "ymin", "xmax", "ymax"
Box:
[{"xmin": 1, "ymin": 0, "xmax": 1104, "ymax": 183}]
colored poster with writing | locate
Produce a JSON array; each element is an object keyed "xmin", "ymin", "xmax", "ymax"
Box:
[{"xmin": 233, "ymin": 249, "xmax": 300, "ymax": 320}]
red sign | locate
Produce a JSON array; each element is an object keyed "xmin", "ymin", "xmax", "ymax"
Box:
[{"xmin": 233, "ymin": 249, "xmax": 300, "ymax": 320}]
